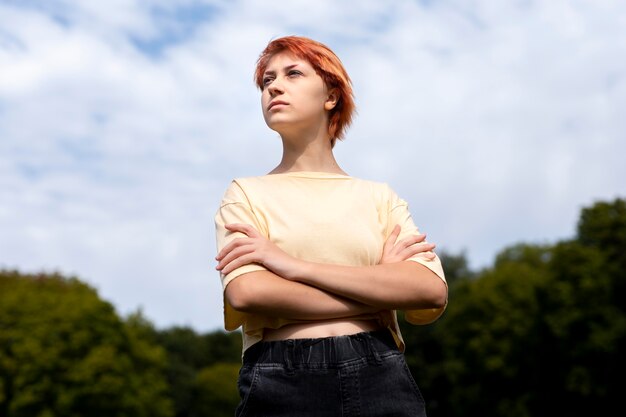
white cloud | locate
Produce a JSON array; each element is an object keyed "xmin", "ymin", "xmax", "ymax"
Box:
[{"xmin": 1, "ymin": 0, "xmax": 625, "ymax": 332}]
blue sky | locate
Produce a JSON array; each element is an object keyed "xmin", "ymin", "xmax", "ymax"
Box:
[{"xmin": 1, "ymin": 0, "xmax": 625, "ymax": 332}]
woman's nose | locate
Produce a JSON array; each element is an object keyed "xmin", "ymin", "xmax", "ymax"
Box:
[{"xmin": 268, "ymin": 79, "xmax": 284, "ymax": 96}]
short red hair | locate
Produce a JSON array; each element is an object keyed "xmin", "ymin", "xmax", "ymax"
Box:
[{"xmin": 254, "ymin": 36, "xmax": 356, "ymax": 147}]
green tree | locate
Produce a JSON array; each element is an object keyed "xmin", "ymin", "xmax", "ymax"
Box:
[
  {"xmin": 154, "ymin": 327, "xmax": 241, "ymax": 417},
  {"xmin": 189, "ymin": 363, "xmax": 240, "ymax": 417},
  {"xmin": 439, "ymin": 244, "xmax": 551, "ymax": 417},
  {"xmin": 577, "ymin": 198, "xmax": 626, "ymax": 311},
  {"xmin": 544, "ymin": 197, "xmax": 626, "ymax": 415},
  {"xmin": 404, "ymin": 198, "xmax": 626, "ymax": 417},
  {"xmin": 0, "ymin": 270, "xmax": 172, "ymax": 417},
  {"xmin": 581, "ymin": 199, "xmax": 626, "ymax": 409}
]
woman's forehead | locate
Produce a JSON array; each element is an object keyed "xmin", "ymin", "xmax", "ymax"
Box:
[{"xmin": 265, "ymin": 52, "xmax": 311, "ymax": 72}]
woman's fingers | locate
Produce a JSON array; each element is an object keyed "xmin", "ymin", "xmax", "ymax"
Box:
[
  {"xmin": 216, "ymin": 223, "xmax": 263, "ymax": 260},
  {"xmin": 225, "ymin": 223, "xmax": 262, "ymax": 238},
  {"xmin": 407, "ymin": 242, "xmax": 436, "ymax": 255},
  {"xmin": 397, "ymin": 233, "xmax": 427, "ymax": 248},
  {"xmin": 400, "ymin": 242, "xmax": 436, "ymax": 260},
  {"xmin": 381, "ymin": 225, "xmax": 438, "ymax": 264},
  {"xmin": 216, "ymin": 236, "xmax": 253, "ymax": 260},
  {"xmin": 220, "ymin": 253, "xmax": 258, "ymax": 275},
  {"xmin": 217, "ymin": 224, "xmax": 277, "ymax": 274},
  {"xmin": 216, "ymin": 242, "xmax": 256, "ymax": 270}
]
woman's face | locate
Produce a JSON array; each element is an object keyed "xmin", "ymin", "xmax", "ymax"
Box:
[{"xmin": 260, "ymin": 52, "xmax": 335, "ymax": 136}]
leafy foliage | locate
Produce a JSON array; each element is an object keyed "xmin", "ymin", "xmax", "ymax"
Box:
[
  {"xmin": 0, "ymin": 271, "xmax": 172, "ymax": 417},
  {"xmin": 400, "ymin": 198, "xmax": 626, "ymax": 417},
  {"xmin": 155, "ymin": 326, "xmax": 241, "ymax": 417},
  {"xmin": 190, "ymin": 363, "xmax": 240, "ymax": 417}
]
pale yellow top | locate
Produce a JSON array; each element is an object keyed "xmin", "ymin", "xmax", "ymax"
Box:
[{"xmin": 214, "ymin": 171, "xmax": 447, "ymax": 353}]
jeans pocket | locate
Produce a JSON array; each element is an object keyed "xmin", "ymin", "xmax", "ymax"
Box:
[
  {"xmin": 398, "ymin": 356, "xmax": 426, "ymax": 404},
  {"xmin": 235, "ymin": 365, "xmax": 261, "ymax": 417}
]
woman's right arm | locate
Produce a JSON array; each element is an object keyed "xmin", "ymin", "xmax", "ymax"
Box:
[{"xmin": 225, "ymin": 270, "xmax": 378, "ymax": 320}]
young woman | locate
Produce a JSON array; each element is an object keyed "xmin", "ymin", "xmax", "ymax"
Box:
[{"xmin": 215, "ymin": 36, "xmax": 448, "ymax": 417}]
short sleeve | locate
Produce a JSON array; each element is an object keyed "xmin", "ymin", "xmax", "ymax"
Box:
[
  {"xmin": 384, "ymin": 185, "xmax": 448, "ymax": 325},
  {"xmin": 214, "ymin": 180, "xmax": 269, "ymax": 330}
]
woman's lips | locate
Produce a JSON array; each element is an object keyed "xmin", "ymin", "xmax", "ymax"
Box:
[{"xmin": 268, "ymin": 101, "xmax": 288, "ymax": 110}]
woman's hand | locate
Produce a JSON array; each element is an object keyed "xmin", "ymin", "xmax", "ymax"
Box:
[
  {"xmin": 215, "ymin": 223, "xmax": 304, "ymax": 278},
  {"xmin": 380, "ymin": 224, "xmax": 436, "ymax": 264}
]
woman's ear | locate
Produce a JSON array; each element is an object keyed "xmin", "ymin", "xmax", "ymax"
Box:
[{"xmin": 324, "ymin": 89, "xmax": 339, "ymax": 111}]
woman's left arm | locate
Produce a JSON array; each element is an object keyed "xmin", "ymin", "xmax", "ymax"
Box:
[
  {"xmin": 216, "ymin": 223, "xmax": 448, "ymax": 311},
  {"xmin": 296, "ymin": 259, "xmax": 446, "ymax": 310}
]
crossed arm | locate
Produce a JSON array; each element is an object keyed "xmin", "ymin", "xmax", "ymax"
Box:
[{"xmin": 216, "ymin": 223, "xmax": 448, "ymax": 321}]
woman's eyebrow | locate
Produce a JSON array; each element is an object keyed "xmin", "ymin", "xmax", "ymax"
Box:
[{"xmin": 263, "ymin": 64, "xmax": 301, "ymax": 76}]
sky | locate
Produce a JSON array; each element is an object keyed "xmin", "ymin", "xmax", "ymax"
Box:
[{"xmin": 1, "ymin": 0, "xmax": 625, "ymax": 333}]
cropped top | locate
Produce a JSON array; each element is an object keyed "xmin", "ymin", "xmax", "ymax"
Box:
[{"xmin": 214, "ymin": 171, "xmax": 447, "ymax": 353}]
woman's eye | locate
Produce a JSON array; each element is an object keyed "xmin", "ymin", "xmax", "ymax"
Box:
[
  {"xmin": 262, "ymin": 77, "xmax": 273, "ymax": 86},
  {"xmin": 288, "ymin": 70, "xmax": 302, "ymax": 77}
]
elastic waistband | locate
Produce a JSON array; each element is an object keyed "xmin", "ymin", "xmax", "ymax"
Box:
[{"xmin": 242, "ymin": 329, "xmax": 398, "ymax": 367}]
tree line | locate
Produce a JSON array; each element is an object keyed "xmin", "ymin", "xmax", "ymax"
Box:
[{"xmin": 1, "ymin": 198, "xmax": 624, "ymax": 417}]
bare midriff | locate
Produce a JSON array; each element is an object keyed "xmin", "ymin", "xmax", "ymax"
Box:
[{"xmin": 263, "ymin": 318, "xmax": 383, "ymax": 341}]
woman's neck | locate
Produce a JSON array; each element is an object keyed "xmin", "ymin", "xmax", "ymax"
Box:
[
  {"xmin": 270, "ymin": 151, "xmax": 345, "ymax": 174},
  {"xmin": 269, "ymin": 128, "xmax": 347, "ymax": 175}
]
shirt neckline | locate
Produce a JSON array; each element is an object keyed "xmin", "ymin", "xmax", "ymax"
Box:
[{"xmin": 264, "ymin": 171, "xmax": 352, "ymax": 179}]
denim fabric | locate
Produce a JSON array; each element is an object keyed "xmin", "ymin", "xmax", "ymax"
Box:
[{"xmin": 235, "ymin": 330, "xmax": 427, "ymax": 417}]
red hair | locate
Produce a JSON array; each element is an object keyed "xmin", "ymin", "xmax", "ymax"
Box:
[{"xmin": 254, "ymin": 36, "xmax": 356, "ymax": 147}]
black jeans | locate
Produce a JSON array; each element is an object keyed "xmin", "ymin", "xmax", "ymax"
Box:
[{"xmin": 236, "ymin": 329, "xmax": 427, "ymax": 417}]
